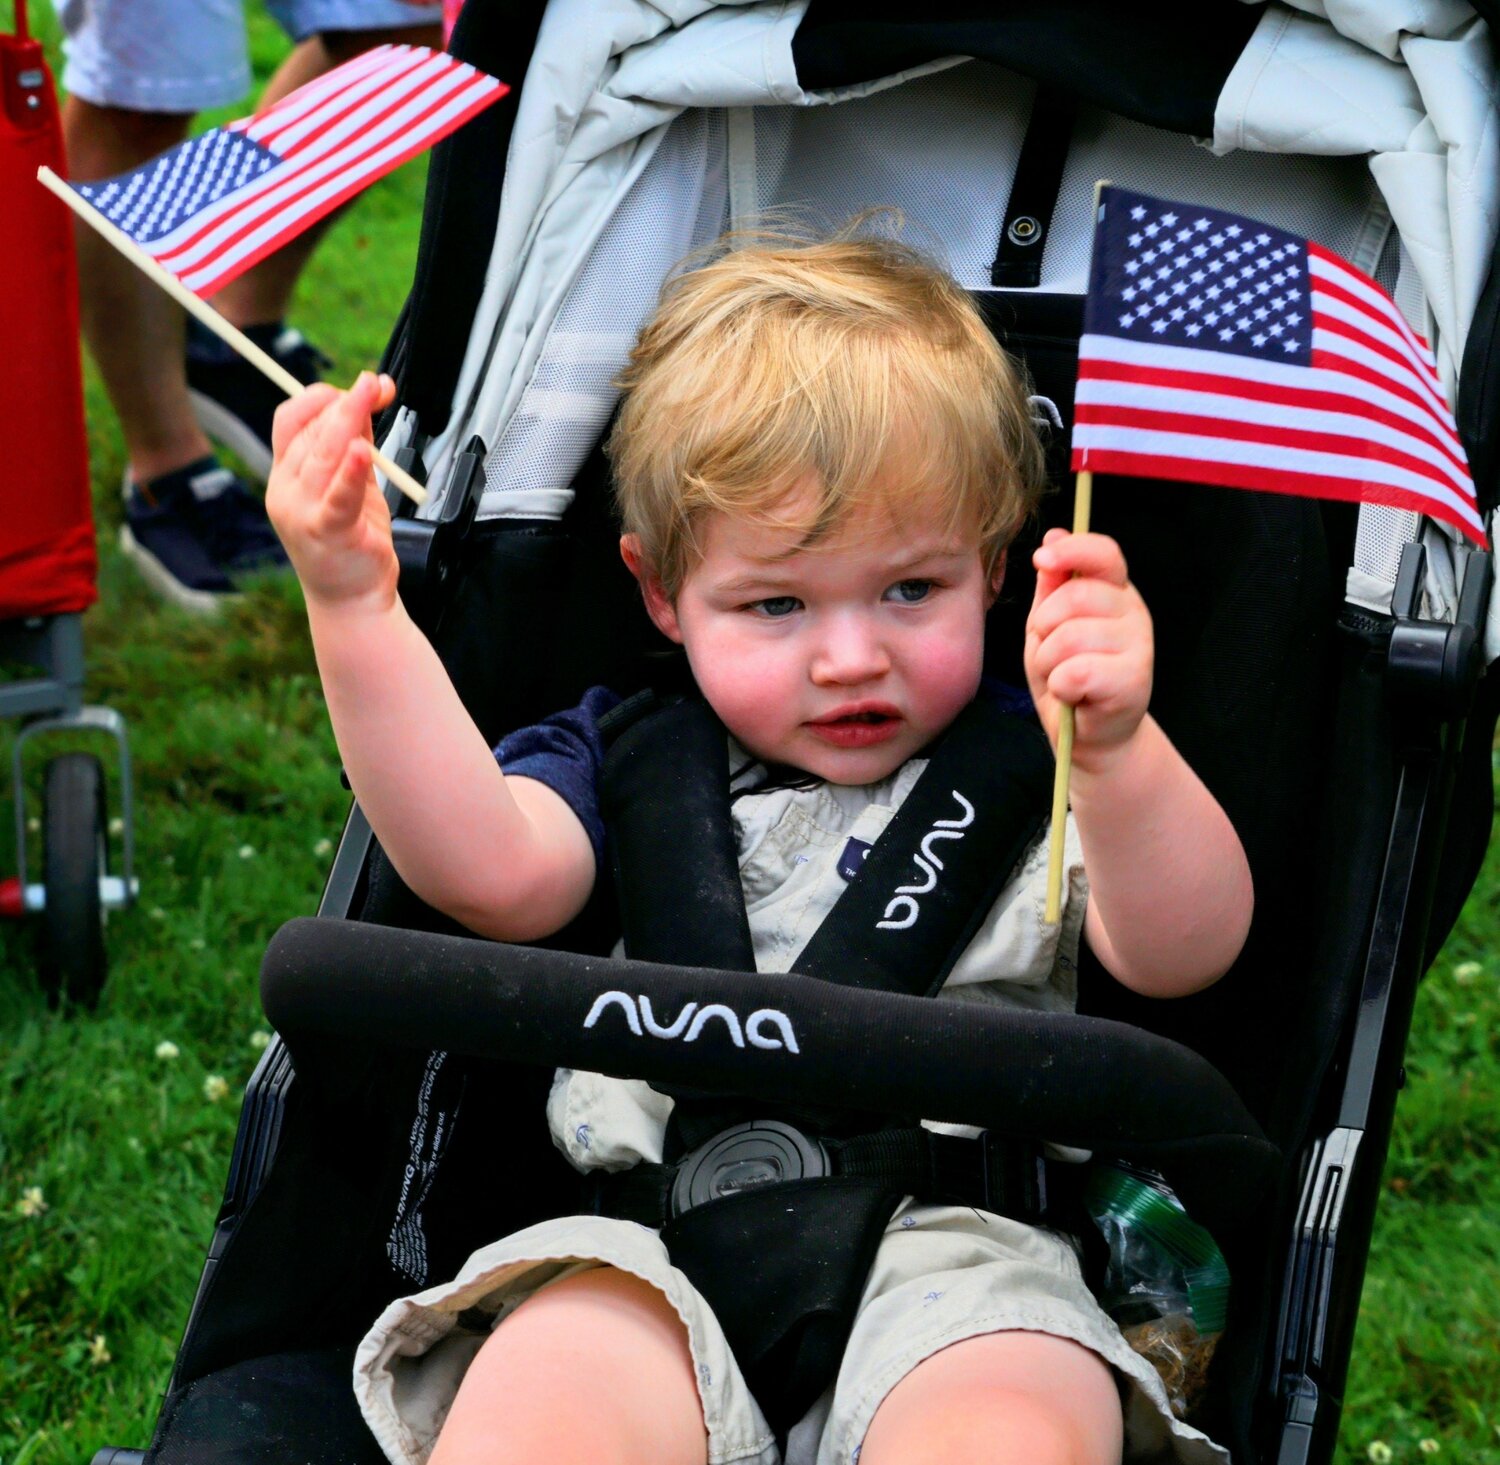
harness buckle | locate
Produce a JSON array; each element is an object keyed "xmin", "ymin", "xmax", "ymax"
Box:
[
  {"xmin": 670, "ymin": 1119, "xmax": 831, "ymax": 1218},
  {"xmin": 981, "ymin": 1131, "xmax": 1048, "ymax": 1219}
]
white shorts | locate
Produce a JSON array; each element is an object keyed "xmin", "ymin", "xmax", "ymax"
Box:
[
  {"xmin": 53, "ymin": 0, "xmax": 443, "ymax": 113},
  {"xmin": 354, "ymin": 1201, "xmax": 1229, "ymax": 1465}
]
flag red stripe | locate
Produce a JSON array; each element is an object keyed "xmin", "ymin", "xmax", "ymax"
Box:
[
  {"xmin": 157, "ymin": 70, "xmax": 477, "ymax": 271},
  {"xmin": 1073, "ymin": 402, "xmax": 1475, "ymax": 508},
  {"xmin": 1314, "ymin": 305, "xmax": 1452, "ymax": 422},
  {"xmin": 1071, "ymin": 414, "xmax": 1484, "ymax": 537},
  {"xmin": 1308, "ymin": 242, "xmax": 1440, "ymax": 378},
  {"xmin": 1308, "ymin": 340, "xmax": 1461, "ymax": 450},
  {"xmin": 254, "ymin": 50, "xmax": 436, "ymax": 155},
  {"xmin": 1312, "ymin": 271, "xmax": 1442, "ymax": 390},
  {"xmin": 177, "ymin": 81, "xmax": 499, "ymax": 295},
  {"xmin": 1068, "ymin": 445, "xmax": 1487, "ymax": 547},
  {"xmin": 241, "ymin": 46, "xmax": 415, "ymax": 145},
  {"xmin": 1076, "ymin": 356, "xmax": 1468, "ymax": 476}
]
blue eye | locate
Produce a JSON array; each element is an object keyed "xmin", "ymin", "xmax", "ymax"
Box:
[
  {"xmin": 884, "ymin": 579, "xmax": 933, "ymax": 604},
  {"xmin": 752, "ymin": 596, "xmax": 802, "ymax": 618}
]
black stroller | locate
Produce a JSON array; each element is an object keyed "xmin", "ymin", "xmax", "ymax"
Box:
[{"xmin": 93, "ymin": 3, "xmax": 1500, "ymax": 1462}]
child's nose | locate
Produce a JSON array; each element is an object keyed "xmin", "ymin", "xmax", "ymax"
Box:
[{"xmin": 809, "ymin": 613, "xmax": 891, "ymax": 685}]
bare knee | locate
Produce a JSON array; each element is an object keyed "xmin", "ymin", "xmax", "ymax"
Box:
[
  {"xmin": 431, "ymin": 1268, "xmax": 707, "ymax": 1465},
  {"xmin": 861, "ymin": 1332, "xmax": 1123, "ymax": 1465}
]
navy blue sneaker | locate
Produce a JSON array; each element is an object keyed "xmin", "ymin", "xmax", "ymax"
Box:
[
  {"xmin": 186, "ymin": 318, "xmax": 330, "ymax": 481},
  {"xmin": 120, "ymin": 458, "xmax": 288, "ymax": 613}
]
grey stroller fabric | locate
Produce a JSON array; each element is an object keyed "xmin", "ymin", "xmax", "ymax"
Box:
[{"xmin": 396, "ymin": 0, "xmax": 1495, "ymax": 643}]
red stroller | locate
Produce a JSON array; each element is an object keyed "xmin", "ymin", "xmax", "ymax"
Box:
[{"xmin": 0, "ymin": 0, "xmax": 136, "ymax": 1002}]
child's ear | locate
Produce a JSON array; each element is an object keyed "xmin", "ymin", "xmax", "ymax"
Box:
[
  {"xmin": 985, "ymin": 548, "xmax": 1007, "ymax": 608},
  {"xmin": 620, "ymin": 535, "xmax": 684, "ymax": 643}
]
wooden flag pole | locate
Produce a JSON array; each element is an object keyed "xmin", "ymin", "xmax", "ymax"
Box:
[
  {"xmin": 1042, "ymin": 467, "xmax": 1092, "ymax": 924},
  {"xmin": 37, "ymin": 165, "xmax": 428, "ymax": 507},
  {"xmin": 1043, "ymin": 178, "xmax": 1110, "ymax": 926}
]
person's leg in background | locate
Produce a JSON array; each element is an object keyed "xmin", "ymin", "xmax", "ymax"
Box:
[
  {"xmin": 57, "ymin": 0, "xmax": 440, "ymax": 609},
  {"xmin": 57, "ymin": 0, "xmax": 288, "ymax": 609},
  {"xmin": 188, "ymin": 6, "xmax": 441, "ymax": 480}
]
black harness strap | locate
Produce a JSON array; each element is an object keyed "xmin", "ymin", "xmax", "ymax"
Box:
[
  {"xmin": 792, "ymin": 696, "xmax": 1055, "ymax": 998},
  {"xmin": 587, "ymin": 1126, "xmax": 1059, "ymax": 1228},
  {"xmin": 596, "ymin": 692, "xmax": 1058, "ymax": 1435},
  {"xmin": 601, "ymin": 695, "xmax": 756, "ymax": 974},
  {"xmin": 602, "ymin": 693, "xmax": 1054, "ymax": 993},
  {"xmin": 990, "ymin": 86, "xmax": 1077, "ymax": 289}
]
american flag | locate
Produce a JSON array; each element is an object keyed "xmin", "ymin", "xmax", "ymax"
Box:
[
  {"xmin": 67, "ymin": 46, "xmax": 505, "ymax": 299},
  {"xmin": 1072, "ymin": 186, "xmax": 1486, "ymax": 548}
]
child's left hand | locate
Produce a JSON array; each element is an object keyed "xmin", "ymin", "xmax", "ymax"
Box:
[{"xmin": 1024, "ymin": 529, "xmax": 1153, "ymax": 772}]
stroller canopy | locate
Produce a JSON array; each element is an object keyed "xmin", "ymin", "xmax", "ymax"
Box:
[{"xmin": 397, "ymin": 0, "xmax": 1499, "ymax": 653}]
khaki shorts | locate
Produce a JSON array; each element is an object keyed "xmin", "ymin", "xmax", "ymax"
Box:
[{"xmin": 354, "ymin": 1199, "xmax": 1229, "ymax": 1465}]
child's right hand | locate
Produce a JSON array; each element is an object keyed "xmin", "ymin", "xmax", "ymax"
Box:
[{"xmin": 266, "ymin": 372, "xmax": 400, "ymax": 614}]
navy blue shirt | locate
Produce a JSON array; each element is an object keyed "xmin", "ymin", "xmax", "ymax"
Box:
[{"xmin": 493, "ymin": 686, "xmax": 621, "ymax": 867}]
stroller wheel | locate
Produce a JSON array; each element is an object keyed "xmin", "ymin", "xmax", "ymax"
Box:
[{"xmin": 40, "ymin": 752, "xmax": 108, "ymax": 1007}]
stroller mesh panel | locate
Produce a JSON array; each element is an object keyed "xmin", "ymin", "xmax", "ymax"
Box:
[{"xmin": 480, "ymin": 111, "xmax": 729, "ymax": 519}]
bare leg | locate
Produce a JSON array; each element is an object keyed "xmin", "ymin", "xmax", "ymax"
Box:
[
  {"xmin": 62, "ymin": 96, "xmax": 215, "ymax": 483},
  {"xmin": 860, "ymin": 1332, "xmax": 1125, "ymax": 1465},
  {"xmin": 207, "ymin": 23, "xmax": 442, "ymax": 330},
  {"xmin": 430, "ymin": 1267, "xmax": 708, "ymax": 1465}
]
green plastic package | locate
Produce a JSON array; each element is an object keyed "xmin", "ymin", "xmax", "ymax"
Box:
[{"xmin": 1085, "ymin": 1163, "xmax": 1231, "ymax": 1418}]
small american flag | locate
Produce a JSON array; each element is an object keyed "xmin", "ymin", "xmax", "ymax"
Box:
[
  {"xmin": 68, "ymin": 45, "xmax": 505, "ymax": 299},
  {"xmin": 1072, "ymin": 186, "xmax": 1486, "ymax": 548}
]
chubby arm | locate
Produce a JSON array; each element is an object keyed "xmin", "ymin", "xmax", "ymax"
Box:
[
  {"xmin": 1024, "ymin": 530, "xmax": 1253, "ymax": 996},
  {"xmin": 266, "ymin": 375, "xmax": 596, "ymax": 941}
]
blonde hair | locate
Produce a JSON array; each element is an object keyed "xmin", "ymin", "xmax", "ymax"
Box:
[{"xmin": 607, "ymin": 220, "xmax": 1046, "ymax": 597}]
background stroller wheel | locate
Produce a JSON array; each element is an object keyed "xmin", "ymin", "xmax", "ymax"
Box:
[{"xmin": 40, "ymin": 751, "xmax": 108, "ymax": 1007}]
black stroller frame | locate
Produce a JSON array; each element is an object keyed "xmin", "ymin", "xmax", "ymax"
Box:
[{"xmin": 98, "ymin": 4, "xmax": 1500, "ymax": 1463}]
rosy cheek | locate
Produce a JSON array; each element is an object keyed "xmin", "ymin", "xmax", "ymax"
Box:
[{"xmin": 915, "ymin": 639, "xmax": 986, "ymax": 712}]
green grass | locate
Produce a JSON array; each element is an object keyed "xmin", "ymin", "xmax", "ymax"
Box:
[{"xmin": 1, "ymin": 5, "xmax": 1498, "ymax": 1462}]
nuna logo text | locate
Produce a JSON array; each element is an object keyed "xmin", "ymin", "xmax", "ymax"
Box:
[
  {"xmin": 582, "ymin": 992, "xmax": 800, "ymax": 1053},
  {"xmin": 876, "ymin": 790, "xmax": 974, "ymax": 931}
]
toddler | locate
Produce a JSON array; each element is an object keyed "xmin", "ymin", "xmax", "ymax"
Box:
[{"xmin": 267, "ymin": 229, "xmax": 1252, "ymax": 1465}]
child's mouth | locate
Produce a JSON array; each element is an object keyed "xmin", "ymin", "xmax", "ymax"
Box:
[{"xmin": 807, "ymin": 706, "xmax": 902, "ymax": 748}]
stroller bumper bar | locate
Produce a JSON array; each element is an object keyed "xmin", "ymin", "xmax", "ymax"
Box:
[{"xmin": 261, "ymin": 917, "xmax": 1277, "ymax": 1228}]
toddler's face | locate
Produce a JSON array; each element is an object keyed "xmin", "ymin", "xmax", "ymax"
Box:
[{"xmin": 629, "ymin": 479, "xmax": 997, "ymax": 784}]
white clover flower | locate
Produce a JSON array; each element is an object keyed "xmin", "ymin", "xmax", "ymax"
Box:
[
  {"xmin": 1419, "ymin": 1441, "xmax": 1440, "ymax": 1456},
  {"xmin": 87, "ymin": 1333, "xmax": 111, "ymax": 1366},
  {"xmin": 202, "ymin": 1074, "xmax": 230, "ymax": 1103},
  {"xmin": 249, "ymin": 1030, "xmax": 271, "ymax": 1051},
  {"xmin": 108, "ymin": 817, "xmax": 124, "ymax": 836},
  {"xmin": 155, "ymin": 1040, "xmax": 180, "ymax": 1061},
  {"xmin": 237, "ymin": 845, "xmax": 255, "ymax": 860},
  {"xmin": 26, "ymin": 816, "xmax": 39, "ymax": 834},
  {"xmin": 1367, "ymin": 1443, "xmax": 1393, "ymax": 1464},
  {"xmin": 313, "ymin": 837, "xmax": 333, "ymax": 857},
  {"xmin": 16, "ymin": 1186, "xmax": 47, "ymax": 1218},
  {"xmin": 1453, "ymin": 961, "xmax": 1481, "ymax": 986}
]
